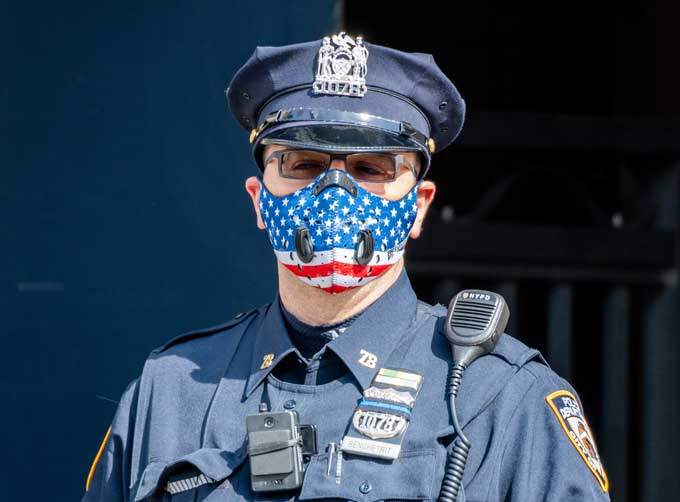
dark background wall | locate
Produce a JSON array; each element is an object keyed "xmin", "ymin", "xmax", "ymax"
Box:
[
  {"xmin": 2, "ymin": 2, "xmax": 334, "ymax": 500},
  {"xmin": 3, "ymin": 1, "xmax": 679, "ymax": 500}
]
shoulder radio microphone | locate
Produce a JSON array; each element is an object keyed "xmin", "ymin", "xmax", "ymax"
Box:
[{"xmin": 438, "ymin": 289, "xmax": 509, "ymax": 502}]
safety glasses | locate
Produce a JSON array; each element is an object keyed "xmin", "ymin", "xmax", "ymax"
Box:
[{"xmin": 264, "ymin": 149, "xmax": 419, "ymax": 183}]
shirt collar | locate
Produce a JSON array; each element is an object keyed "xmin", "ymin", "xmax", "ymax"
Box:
[
  {"xmin": 244, "ymin": 296, "xmax": 298, "ymax": 398},
  {"xmin": 244, "ymin": 269, "xmax": 419, "ymax": 397},
  {"xmin": 325, "ymin": 269, "xmax": 418, "ymax": 391}
]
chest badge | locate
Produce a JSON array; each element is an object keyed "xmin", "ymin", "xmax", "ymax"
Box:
[
  {"xmin": 352, "ymin": 409, "xmax": 408, "ymax": 439},
  {"xmin": 341, "ymin": 367, "xmax": 423, "ymax": 460}
]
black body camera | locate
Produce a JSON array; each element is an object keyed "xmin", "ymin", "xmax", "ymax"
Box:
[{"xmin": 246, "ymin": 404, "xmax": 317, "ymax": 493}]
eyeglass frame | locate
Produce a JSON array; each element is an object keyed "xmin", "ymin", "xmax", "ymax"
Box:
[{"xmin": 263, "ymin": 148, "xmax": 420, "ymax": 183}]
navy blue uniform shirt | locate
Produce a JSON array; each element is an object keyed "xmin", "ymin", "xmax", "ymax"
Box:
[{"xmin": 82, "ymin": 270, "xmax": 610, "ymax": 501}]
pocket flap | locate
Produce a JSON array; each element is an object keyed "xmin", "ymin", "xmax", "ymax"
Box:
[
  {"xmin": 134, "ymin": 447, "xmax": 247, "ymax": 501},
  {"xmin": 436, "ymin": 425, "xmax": 456, "ymax": 441},
  {"xmin": 299, "ymin": 449, "xmax": 435, "ymax": 501}
]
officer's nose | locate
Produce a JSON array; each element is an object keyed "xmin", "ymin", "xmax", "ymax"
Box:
[{"xmin": 329, "ymin": 158, "xmax": 346, "ymax": 171}]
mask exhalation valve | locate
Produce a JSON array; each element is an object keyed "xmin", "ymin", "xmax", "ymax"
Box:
[
  {"xmin": 295, "ymin": 227, "xmax": 315, "ymax": 263},
  {"xmin": 354, "ymin": 229, "xmax": 374, "ymax": 265}
]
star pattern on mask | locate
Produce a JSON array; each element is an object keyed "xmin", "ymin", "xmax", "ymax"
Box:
[{"xmin": 260, "ymin": 179, "xmax": 419, "ymax": 254}]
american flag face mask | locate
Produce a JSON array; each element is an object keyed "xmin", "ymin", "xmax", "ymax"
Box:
[{"xmin": 258, "ymin": 169, "xmax": 420, "ymax": 294}]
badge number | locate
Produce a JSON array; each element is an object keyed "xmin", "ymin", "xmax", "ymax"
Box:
[{"xmin": 352, "ymin": 409, "xmax": 408, "ymax": 440}]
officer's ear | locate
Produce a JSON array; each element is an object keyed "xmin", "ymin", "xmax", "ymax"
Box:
[
  {"xmin": 409, "ymin": 180, "xmax": 436, "ymax": 239},
  {"xmin": 245, "ymin": 177, "xmax": 266, "ymax": 230}
]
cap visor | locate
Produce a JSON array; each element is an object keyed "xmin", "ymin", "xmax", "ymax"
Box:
[{"xmin": 259, "ymin": 122, "xmax": 421, "ymax": 152}]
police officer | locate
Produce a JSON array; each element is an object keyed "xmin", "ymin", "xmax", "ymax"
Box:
[{"xmin": 82, "ymin": 33, "xmax": 611, "ymax": 501}]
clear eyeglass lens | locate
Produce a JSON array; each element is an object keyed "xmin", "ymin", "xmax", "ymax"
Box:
[
  {"xmin": 347, "ymin": 154, "xmax": 396, "ymax": 182},
  {"xmin": 280, "ymin": 150, "xmax": 330, "ymax": 180}
]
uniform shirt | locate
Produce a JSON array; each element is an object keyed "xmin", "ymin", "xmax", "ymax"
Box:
[{"xmin": 82, "ymin": 270, "xmax": 610, "ymax": 501}]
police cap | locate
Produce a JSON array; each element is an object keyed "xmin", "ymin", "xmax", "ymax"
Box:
[{"xmin": 226, "ymin": 32, "xmax": 465, "ymax": 177}]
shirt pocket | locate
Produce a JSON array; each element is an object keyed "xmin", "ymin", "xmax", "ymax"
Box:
[
  {"xmin": 133, "ymin": 448, "xmax": 247, "ymax": 501},
  {"xmin": 298, "ymin": 449, "xmax": 436, "ymax": 502}
]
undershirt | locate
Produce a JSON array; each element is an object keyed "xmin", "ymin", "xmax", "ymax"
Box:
[{"xmin": 273, "ymin": 300, "xmax": 359, "ymax": 385}]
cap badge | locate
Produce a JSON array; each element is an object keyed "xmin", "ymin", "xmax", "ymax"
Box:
[{"xmin": 313, "ymin": 32, "xmax": 368, "ymax": 98}]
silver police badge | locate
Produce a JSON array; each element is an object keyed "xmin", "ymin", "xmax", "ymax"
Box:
[
  {"xmin": 352, "ymin": 409, "xmax": 408, "ymax": 440},
  {"xmin": 313, "ymin": 32, "xmax": 368, "ymax": 98}
]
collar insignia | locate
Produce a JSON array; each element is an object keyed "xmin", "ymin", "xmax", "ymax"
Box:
[
  {"xmin": 260, "ymin": 353, "xmax": 275, "ymax": 369},
  {"xmin": 313, "ymin": 32, "xmax": 368, "ymax": 98},
  {"xmin": 358, "ymin": 349, "xmax": 378, "ymax": 368}
]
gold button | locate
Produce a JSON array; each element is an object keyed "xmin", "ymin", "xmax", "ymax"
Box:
[{"xmin": 427, "ymin": 138, "xmax": 436, "ymax": 153}]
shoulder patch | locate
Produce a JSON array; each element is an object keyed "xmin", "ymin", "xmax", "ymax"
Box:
[
  {"xmin": 85, "ymin": 425, "xmax": 112, "ymax": 491},
  {"xmin": 546, "ymin": 390, "xmax": 609, "ymax": 492},
  {"xmin": 151, "ymin": 307, "xmax": 261, "ymax": 354}
]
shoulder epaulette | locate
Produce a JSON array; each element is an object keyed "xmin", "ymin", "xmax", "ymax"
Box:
[
  {"xmin": 491, "ymin": 334, "xmax": 550, "ymax": 369},
  {"xmin": 151, "ymin": 306, "xmax": 263, "ymax": 355}
]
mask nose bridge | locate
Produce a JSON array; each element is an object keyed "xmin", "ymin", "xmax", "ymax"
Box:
[{"xmin": 312, "ymin": 169, "xmax": 358, "ymax": 197}]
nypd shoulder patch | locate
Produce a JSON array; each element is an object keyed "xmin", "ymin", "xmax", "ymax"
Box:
[{"xmin": 546, "ymin": 390, "xmax": 609, "ymax": 492}]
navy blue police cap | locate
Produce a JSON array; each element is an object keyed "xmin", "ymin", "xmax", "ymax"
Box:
[{"xmin": 226, "ymin": 32, "xmax": 465, "ymax": 177}]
